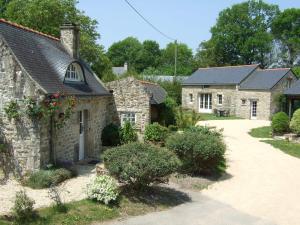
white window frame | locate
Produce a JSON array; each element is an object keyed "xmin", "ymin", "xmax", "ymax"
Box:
[
  {"xmin": 217, "ymin": 94, "xmax": 223, "ymax": 105},
  {"xmin": 121, "ymin": 112, "xmax": 136, "ymax": 126},
  {"xmin": 65, "ymin": 63, "xmax": 84, "ymax": 82}
]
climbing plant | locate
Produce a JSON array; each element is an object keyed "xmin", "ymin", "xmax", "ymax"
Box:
[{"xmin": 4, "ymin": 100, "xmax": 21, "ymax": 121}]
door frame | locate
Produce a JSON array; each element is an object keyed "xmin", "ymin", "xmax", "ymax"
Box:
[
  {"xmin": 79, "ymin": 110, "xmax": 85, "ymax": 160},
  {"xmin": 250, "ymin": 100, "xmax": 257, "ymax": 120},
  {"xmin": 199, "ymin": 93, "xmax": 213, "ymax": 113}
]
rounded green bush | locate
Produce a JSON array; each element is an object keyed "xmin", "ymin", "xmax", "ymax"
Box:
[
  {"xmin": 290, "ymin": 109, "xmax": 300, "ymax": 135},
  {"xmin": 144, "ymin": 122, "xmax": 168, "ymax": 144},
  {"xmin": 103, "ymin": 142, "xmax": 180, "ymax": 188},
  {"xmin": 166, "ymin": 126, "xmax": 226, "ymax": 174},
  {"xmin": 271, "ymin": 112, "xmax": 289, "ymax": 134},
  {"xmin": 101, "ymin": 123, "xmax": 121, "ymax": 146}
]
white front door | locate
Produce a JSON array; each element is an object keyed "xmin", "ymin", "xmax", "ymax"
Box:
[
  {"xmin": 199, "ymin": 93, "xmax": 212, "ymax": 113},
  {"xmin": 250, "ymin": 101, "xmax": 257, "ymax": 119},
  {"xmin": 79, "ymin": 111, "xmax": 85, "ymax": 160}
]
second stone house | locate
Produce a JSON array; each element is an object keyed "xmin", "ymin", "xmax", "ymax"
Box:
[{"xmin": 182, "ymin": 65, "xmax": 297, "ymax": 120}]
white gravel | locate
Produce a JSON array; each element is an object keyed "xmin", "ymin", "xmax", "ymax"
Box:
[{"xmin": 0, "ymin": 165, "xmax": 95, "ymax": 215}]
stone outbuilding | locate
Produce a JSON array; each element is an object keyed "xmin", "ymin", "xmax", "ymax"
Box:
[
  {"xmin": 106, "ymin": 77, "xmax": 167, "ymax": 132},
  {"xmin": 0, "ymin": 19, "xmax": 114, "ymax": 173},
  {"xmin": 182, "ymin": 65, "xmax": 298, "ymax": 120}
]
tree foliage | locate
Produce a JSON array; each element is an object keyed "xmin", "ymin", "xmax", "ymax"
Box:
[
  {"xmin": 195, "ymin": 0, "xmax": 279, "ymax": 68},
  {"xmin": 272, "ymin": 8, "xmax": 300, "ymax": 67},
  {"xmin": 2, "ymin": 0, "xmax": 111, "ymax": 78}
]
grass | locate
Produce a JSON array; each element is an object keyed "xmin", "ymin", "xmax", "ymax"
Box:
[
  {"xmin": 199, "ymin": 113, "xmax": 241, "ymax": 121},
  {"xmin": 249, "ymin": 126, "xmax": 272, "ymax": 138},
  {"xmin": 0, "ymin": 186, "xmax": 190, "ymax": 225},
  {"xmin": 261, "ymin": 140, "xmax": 300, "ymax": 159}
]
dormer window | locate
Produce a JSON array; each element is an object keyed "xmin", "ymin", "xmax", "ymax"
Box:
[{"xmin": 65, "ymin": 63, "xmax": 84, "ymax": 82}]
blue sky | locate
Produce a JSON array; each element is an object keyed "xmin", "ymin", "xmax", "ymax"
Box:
[{"xmin": 77, "ymin": 0, "xmax": 300, "ymax": 52}]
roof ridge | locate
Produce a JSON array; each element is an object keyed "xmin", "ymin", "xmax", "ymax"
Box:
[
  {"xmin": 260, "ymin": 68, "xmax": 290, "ymax": 71},
  {"xmin": 0, "ymin": 18, "xmax": 60, "ymax": 41},
  {"xmin": 198, "ymin": 64, "xmax": 259, "ymax": 70}
]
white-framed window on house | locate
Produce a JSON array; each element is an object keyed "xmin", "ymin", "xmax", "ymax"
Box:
[
  {"xmin": 217, "ymin": 94, "xmax": 223, "ymax": 105},
  {"xmin": 65, "ymin": 63, "xmax": 84, "ymax": 82},
  {"xmin": 121, "ymin": 112, "xmax": 136, "ymax": 126},
  {"xmin": 189, "ymin": 93, "xmax": 193, "ymax": 103}
]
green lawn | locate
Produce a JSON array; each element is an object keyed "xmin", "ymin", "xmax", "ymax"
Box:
[
  {"xmin": 261, "ymin": 140, "xmax": 300, "ymax": 159},
  {"xmin": 200, "ymin": 113, "xmax": 242, "ymax": 121},
  {"xmin": 249, "ymin": 126, "xmax": 272, "ymax": 138},
  {"xmin": 0, "ymin": 186, "xmax": 190, "ymax": 225}
]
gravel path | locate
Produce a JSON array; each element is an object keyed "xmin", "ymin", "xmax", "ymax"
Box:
[
  {"xmin": 0, "ymin": 165, "xmax": 95, "ymax": 215},
  {"xmin": 103, "ymin": 120, "xmax": 300, "ymax": 225}
]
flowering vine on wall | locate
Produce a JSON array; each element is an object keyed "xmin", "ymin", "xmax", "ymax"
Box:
[{"xmin": 4, "ymin": 92, "xmax": 77, "ymax": 129}]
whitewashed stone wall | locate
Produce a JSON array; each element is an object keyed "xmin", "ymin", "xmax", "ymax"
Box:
[
  {"xmin": 182, "ymin": 85, "xmax": 238, "ymax": 115},
  {"xmin": 106, "ymin": 77, "xmax": 151, "ymax": 132}
]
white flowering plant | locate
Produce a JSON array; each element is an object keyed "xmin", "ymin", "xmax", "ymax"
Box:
[{"xmin": 86, "ymin": 175, "xmax": 119, "ymax": 205}]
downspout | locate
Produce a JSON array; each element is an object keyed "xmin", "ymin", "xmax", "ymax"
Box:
[{"xmin": 49, "ymin": 115, "xmax": 56, "ymax": 165}]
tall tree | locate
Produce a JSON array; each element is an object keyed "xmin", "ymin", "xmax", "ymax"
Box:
[
  {"xmin": 196, "ymin": 0, "xmax": 279, "ymax": 68},
  {"xmin": 160, "ymin": 42, "xmax": 194, "ymax": 75},
  {"xmin": 137, "ymin": 40, "xmax": 161, "ymax": 72},
  {"xmin": 2, "ymin": 0, "xmax": 111, "ymax": 78},
  {"xmin": 107, "ymin": 37, "xmax": 143, "ymax": 72},
  {"xmin": 272, "ymin": 8, "xmax": 300, "ymax": 67}
]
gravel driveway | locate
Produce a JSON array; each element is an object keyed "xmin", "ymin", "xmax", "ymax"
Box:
[{"xmin": 104, "ymin": 120, "xmax": 300, "ymax": 225}]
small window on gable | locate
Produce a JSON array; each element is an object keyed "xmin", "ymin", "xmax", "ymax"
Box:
[
  {"xmin": 241, "ymin": 99, "xmax": 246, "ymax": 105},
  {"xmin": 65, "ymin": 63, "xmax": 84, "ymax": 82},
  {"xmin": 189, "ymin": 93, "xmax": 193, "ymax": 103},
  {"xmin": 0, "ymin": 60, "xmax": 5, "ymax": 73}
]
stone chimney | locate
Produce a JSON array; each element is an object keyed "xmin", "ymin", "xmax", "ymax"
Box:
[
  {"xmin": 124, "ymin": 62, "xmax": 128, "ymax": 72},
  {"xmin": 60, "ymin": 22, "xmax": 80, "ymax": 59}
]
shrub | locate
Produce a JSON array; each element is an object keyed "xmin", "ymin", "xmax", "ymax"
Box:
[
  {"xmin": 160, "ymin": 97, "xmax": 177, "ymax": 126},
  {"xmin": 12, "ymin": 190, "xmax": 35, "ymax": 223},
  {"xmin": 104, "ymin": 142, "xmax": 180, "ymax": 188},
  {"xmin": 86, "ymin": 175, "xmax": 119, "ymax": 204},
  {"xmin": 101, "ymin": 123, "xmax": 121, "ymax": 146},
  {"xmin": 24, "ymin": 168, "xmax": 73, "ymax": 189},
  {"xmin": 290, "ymin": 109, "xmax": 300, "ymax": 135},
  {"xmin": 144, "ymin": 122, "xmax": 168, "ymax": 144},
  {"xmin": 271, "ymin": 112, "xmax": 289, "ymax": 134},
  {"xmin": 120, "ymin": 121, "xmax": 138, "ymax": 144},
  {"xmin": 168, "ymin": 125, "xmax": 178, "ymax": 132},
  {"xmin": 166, "ymin": 126, "xmax": 226, "ymax": 174},
  {"xmin": 175, "ymin": 107, "xmax": 201, "ymax": 129}
]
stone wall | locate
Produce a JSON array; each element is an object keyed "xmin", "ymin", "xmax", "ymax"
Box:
[
  {"xmin": 54, "ymin": 96, "xmax": 112, "ymax": 162},
  {"xmin": 182, "ymin": 85, "xmax": 238, "ymax": 115},
  {"xmin": 235, "ymin": 90, "xmax": 272, "ymax": 120},
  {"xmin": 0, "ymin": 37, "xmax": 48, "ymax": 173},
  {"xmin": 106, "ymin": 77, "xmax": 151, "ymax": 132},
  {"xmin": 270, "ymin": 71, "xmax": 298, "ymax": 114}
]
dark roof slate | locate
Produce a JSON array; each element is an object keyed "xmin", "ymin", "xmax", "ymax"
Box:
[
  {"xmin": 284, "ymin": 79, "xmax": 300, "ymax": 96},
  {"xmin": 182, "ymin": 65, "xmax": 259, "ymax": 85},
  {"xmin": 140, "ymin": 81, "xmax": 167, "ymax": 104},
  {"xmin": 0, "ymin": 20, "xmax": 109, "ymax": 96},
  {"xmin": 240, "ymin": 69, "xmax": 291, "ymax": 90}
]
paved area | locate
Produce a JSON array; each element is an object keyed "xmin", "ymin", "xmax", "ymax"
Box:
[{"xmin": 104, "ymin": 120, "xmax": 300, "ymax": 225}]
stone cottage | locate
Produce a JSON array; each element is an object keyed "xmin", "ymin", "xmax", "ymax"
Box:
[
  {"xmin": 106, "ymin": 77, "xmax": 167, "ymax": 132},
  {"xmin": 182, "ymin": 65, "xmax": 297, "ymax": 120},
  {"xmin": 0, "ymin": 19, "xmax": 114, "ymax": 173}
]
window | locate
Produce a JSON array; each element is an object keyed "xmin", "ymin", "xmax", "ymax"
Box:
[
  {"xmin": 121, "ymin": 112, "xmax": 136, "ymax": 126},
  {"xmin": 0, "ymin": 60, "xmax": 5, "ymax": 72},
  {"xmin": 189, "ymin": 93, "xmax": 193, "ymax": 103},
  {"xmin": 287, "ymin": 79, "xmax": 292, "ymax": 88},
  {"xmin": 65, "ymin": 63, "xmax": 84, "ymax": 82},
  {"xmin": 241, "ymin": 99, "xmax": 246, "ymax": 105},
  {"xmin": 217, "ymin": 94, "xmax": 223, "ymax": 105}
]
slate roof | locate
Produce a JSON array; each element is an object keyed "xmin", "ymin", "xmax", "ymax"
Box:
[
  {"xmin": 284, "ymin": 79, "xmax": 300, "ymax": 96},
  {"xmin": 182, "ymin": 64, "xmax": 259, "ymax": 85},
  {"xmin": 0, "ymin": 19, "xmax": 109, "ymax": 96},
  {"xmin": 240, "ymin": 68, "xmax": 291, "ymax": 90},
  {"xmin": 112, "ymin": 67, "xmax": 126, "ymax": 76},
  {"xmin": 139, "ymin": 80, "xmax": 167, "ymax": 105}
]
